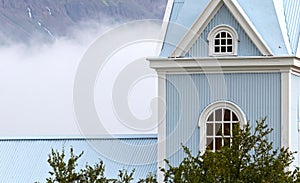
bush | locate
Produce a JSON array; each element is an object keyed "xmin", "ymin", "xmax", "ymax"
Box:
[
  {"xmin": 40, "ymin": 118, "xmax": 300, "ymax": 182},
  {"xmin": 161, "ymin": 118, "xmax": 300, "ymax": 182}
]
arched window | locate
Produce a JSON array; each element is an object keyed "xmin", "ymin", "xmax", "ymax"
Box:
[
  {"xmin": 208, "ymin": 25, "xmax": 238, "ymax": 56},
  {"xmin": 199, "ymin": 101, "xmax": 246, "ymax": 152}
]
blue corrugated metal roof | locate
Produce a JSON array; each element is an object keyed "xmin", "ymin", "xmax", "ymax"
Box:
[
  {"xmin": 284, "ymin": 0, "xmax": 300, "ymax": 54},
  {"xmin": 0, "ymin": 137, "xmax": 157, "ymax": 182}
]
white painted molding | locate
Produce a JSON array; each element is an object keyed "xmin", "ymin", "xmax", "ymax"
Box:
[
  {"xmin": 298, "ymin": 96, "xmax": 300, "ymax": 165},
  {"xmin": 281, "ymin": 71, "xmax": 291, "ymax": 148},
  {"xmin": 207, "ymin": 24, "xmax": 239, "ymax": 56},
  {"xmin": 157, "ymin": 71, "xmax": 166, "ymax": 183},
  {"xmin": 170, "ymin": 0, "xmax": 273, "ymax": 57},
  {"xmin": 147, "ymin": 56, "xmax": 300, "ymax": 74},
  {"xmin": 198, "ymin": 101, "xmax": 247, "ymax": 152}
]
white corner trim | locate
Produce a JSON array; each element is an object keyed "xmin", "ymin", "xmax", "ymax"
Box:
[
  {"xmin": 198, "ymin": 100, "xmax": 247, "ymax": 152},
  {"xmin": 297, "ymin": 36, "xmax": 300, "ymax": 58},
  {"xmin": 155, "ymin": 0, "xmax": 174, "ymax": 55},
  {"xmin": 281, "ymin": 71, "xmax": 291, "ymax": 148},
  {"xmin": 170, "ymin": 0, "xmax": 273, "ymax": 57},
  {"xmin": 170, "ymin": 0, "xmax": 223, "ymax": 57},
  {"xmin": 157, "ymin": 71, "xmax": 166, "ymax": 183},
  {"xmin": 272, "ymin": 0, "xmax": 292, "ymax": 55}
]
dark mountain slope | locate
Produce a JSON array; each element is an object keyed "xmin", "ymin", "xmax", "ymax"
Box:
[{"xmin": 0, "ymin": 0, "xmax": 167, "ymax": 43}]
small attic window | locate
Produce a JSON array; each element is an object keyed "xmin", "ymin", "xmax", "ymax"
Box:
[{"xmin": 208, "ymin": 25, "xmax": 238, "ymax": 56}]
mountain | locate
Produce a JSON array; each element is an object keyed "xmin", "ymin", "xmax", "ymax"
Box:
[{"xmin": 0, "ymin": 0, "xmax": 168, "ymax": 44}]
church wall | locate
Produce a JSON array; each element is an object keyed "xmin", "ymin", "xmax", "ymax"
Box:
[{"xmin": 165, "ymin": 72, "xmax": 281, "ymax": 166}]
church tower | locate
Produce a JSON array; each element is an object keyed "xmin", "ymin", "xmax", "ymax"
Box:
[{"xmin": 147, "ymin": 0, "xmax": 300, "ymax": 181}]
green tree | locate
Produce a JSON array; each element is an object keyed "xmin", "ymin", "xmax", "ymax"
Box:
[
  {"xmin": 161, "ymin": 118, "xmax": 300, "ymax": 182},
  {"xmin": 41, "ymin": 118, "xmax": 300, "ymax": 183},
  {"xmin": 42, "ymin": 146, "xmax": 158, "ymax": 183},
  {"xmin": 43, "ymin": 147, "xmax": 136, "ymax": 183}
]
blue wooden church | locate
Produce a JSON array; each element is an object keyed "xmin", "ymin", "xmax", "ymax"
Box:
[
  {"xmin": 148, "ymin": 0, "xmax": 300, "ymax": 181},
  {"xmin": 0, "ymin": 0, "xmax": 299, "ymax": 182}
]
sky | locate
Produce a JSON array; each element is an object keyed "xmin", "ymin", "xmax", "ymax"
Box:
[{"xmin": 0, "ymin": 20, "xmax": 162, "ymax": 137}]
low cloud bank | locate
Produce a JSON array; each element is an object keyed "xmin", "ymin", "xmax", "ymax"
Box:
[{"xmin": 0, "ymin": 20, "xmax": 161, "ymax": 137}]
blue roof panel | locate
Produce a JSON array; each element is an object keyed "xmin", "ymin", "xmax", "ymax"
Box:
[
  {"xmin": 237, "ymin": 0, "xmax": 289, "ymax": 55},
  {"xmin": 284, "ymin": 0, "xmax": 300, "ymax": 54},
  {"xmin": 0, "ymin": 138, "xmax": 157, "ymax": 182},
  {"xmin": 160, "ymin": 0, "xmax": 209, "ymax": 57}
]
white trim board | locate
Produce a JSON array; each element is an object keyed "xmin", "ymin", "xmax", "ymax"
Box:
[
  {"xmin": 148, "ymin": 56, "xmax": 300, "ymax": 71},
  {"xmin": 156, "ymin": 0, "xmax": 174, "ymax": 55},
  {"xmin": 281, "ymin": 71, "xmax": 291, "ymax": 148},
  {"xmin": 157, "ymin": 71, "xmax": 167, "ymax": 183},
  {"xmin": 170, "ymin": 0, "xmax": 273, "ymax": 57}
]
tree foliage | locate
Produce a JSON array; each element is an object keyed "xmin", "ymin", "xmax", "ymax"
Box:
[
  {"xmin": 44, "ymin": 147, "xmax": 143, "ymax": 183},
  {"xmin": 41, "ymin": 118, "xmax": 300, "ymax": 182},
  {"xmin": 161, "ymin": 118, "xmax": 300, "ymax": 182}
]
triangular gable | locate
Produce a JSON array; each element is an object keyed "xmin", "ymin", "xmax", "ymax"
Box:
[
  {"xmin": 186, "ymin": 5, "xmax": 261, "ymax": 57},
  {"xmin": 170, "ymin": 0, "xmax": 273, "ymax": 57}
]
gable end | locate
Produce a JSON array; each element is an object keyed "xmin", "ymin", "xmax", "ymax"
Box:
[
  {"xmin": 187, "ymin": 5, "xmax": 261, "ymax": 57},
  {"xmin": 171, "ymin": 0, "xmax": 273, "ymax": 58}
]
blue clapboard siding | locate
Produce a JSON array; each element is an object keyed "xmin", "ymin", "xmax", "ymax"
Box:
[
  {"xmin": 284, "ymin": 0, "xmax": 300, "ymax": 54},
  {"xmin": 0, "ymin": 137, "xmax": 157, "ymax": 183},
  {"xmin": 166, "ymin": 73, "xmax": 281, "ymax": 166},
  {"xmin": 291, "ymin": 74, "xmax": 300, "ymax": 166},
  {"xmin": 187, "ymin": 5, "xmax": 261, "ymax": 57}
]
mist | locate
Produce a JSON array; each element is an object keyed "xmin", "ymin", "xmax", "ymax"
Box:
[{"xmin": 0, "ymin": 20, "xmax": 161, "ymax": 137}]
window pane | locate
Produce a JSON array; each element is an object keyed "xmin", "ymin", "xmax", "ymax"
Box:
[
  {"xmin": 227, "ymin": 39, "xmax": 232, "ymax": 45},
  {"xmin": 206, "ymin": 138, "xmax": 213, "ymax": 150},
  {"xmin": 224, "ymin": 123, "xmax": 230, "ymax": 135},
  {"xmin": 207, "ymin": 113, "xmax": 214, "ymax": 121},
  {"xmin": 221, "ymin": 39, "xmax": 226, "ymax": 45},
  {"xmin": 221, "ymin": 46, "xmax": 226, "ymax": 52},
  {"xmin": 216, "ymin": 33, "xmax": 220, "ymax": 38},
  {"xmin": 215, "ymin": 47, "xmax": 220, "ymax": 52},
  {"xmin": 215, "ymin": 39, "xmax": 220, "ymax": 45},
  {"xmin": 215, "ymin": 109, "xmax": 222, "ymax": 121},
  {"xmin": 215, "ymin": 123, "xmax": 222, "ymax": 136},
  {"xmin": 232, "ymin": 112, "xmax": 238, "ymax": 121},
  {"xmin": 227, "ymin": 33, "xmax": 231, "ymax": 38},
  {"xmin": 207, "ymin": 123, "xmax": 213, "ymax": 136},
  {"xmin": 227, "ymin": 46, "xmax": 232, "ymax": 52},
  {"xmin": 215, "ymin": 138, "xmax": 222, "ymax": 150},
  {"xmin": 221, "ymin": 32, "xmax": 226, "ymax": 37},
  {"xmin": 224, "ymin": 109, "xmax": 230, "ymax": 121}
]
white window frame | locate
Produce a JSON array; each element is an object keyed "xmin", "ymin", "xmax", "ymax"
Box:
[
  {"xmin": 199, "ymin": 101, "xmax": 246, "ymax": 152},
  {"xmin": 207, "ymin": 25, "xmax": 239, "ymax": 56}
]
